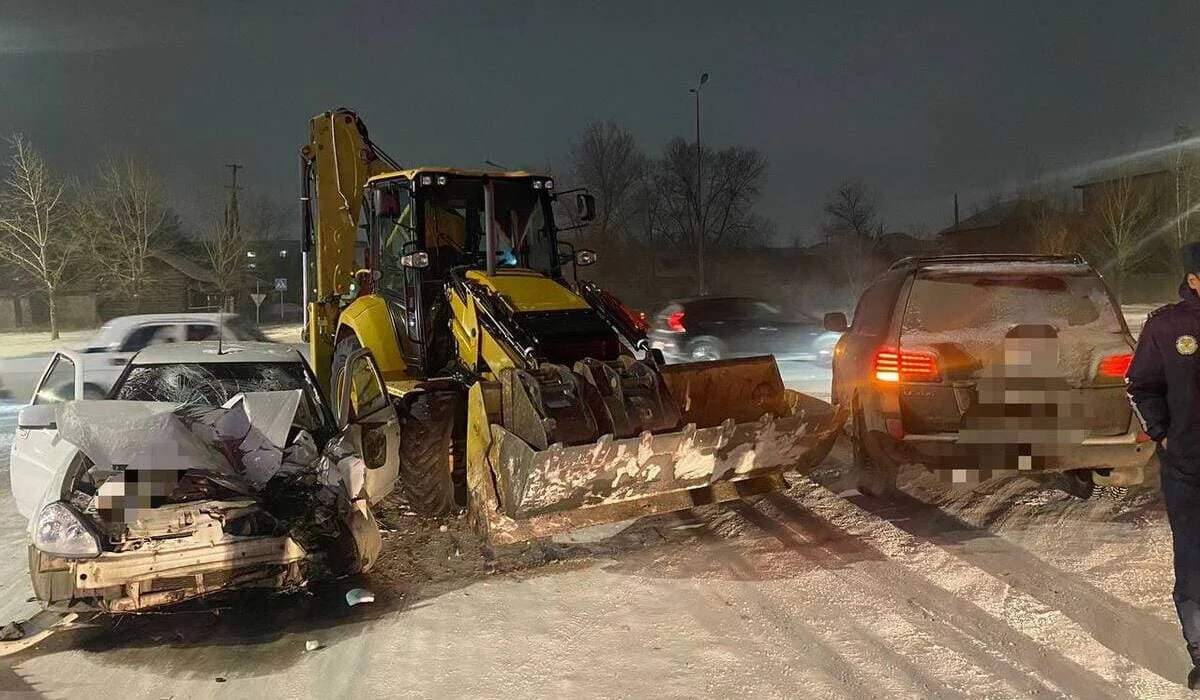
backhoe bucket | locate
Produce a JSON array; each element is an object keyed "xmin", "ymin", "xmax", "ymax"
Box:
[{"xmin": 466, "ymin": 356, "xmax": 846, "ymax": 545}]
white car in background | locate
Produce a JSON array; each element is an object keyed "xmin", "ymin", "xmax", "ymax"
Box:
[{"xmin": 0, "ymin": 313, "xmax": 268, "ymax": 404}]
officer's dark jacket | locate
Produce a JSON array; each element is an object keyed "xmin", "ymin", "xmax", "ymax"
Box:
[{"xmin": 1127, "ymin": 282, "xmax": 1200, "ymax": 466}]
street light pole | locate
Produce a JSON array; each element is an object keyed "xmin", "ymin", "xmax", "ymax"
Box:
[{"xmin": 690, "ymin": 72, "xmax": 709, "ymax": 295}]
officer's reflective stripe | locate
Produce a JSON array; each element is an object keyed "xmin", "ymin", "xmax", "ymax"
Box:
[{"xmin": 1129, "ymin": 394, "xmax": 1152, "ymax": 432}]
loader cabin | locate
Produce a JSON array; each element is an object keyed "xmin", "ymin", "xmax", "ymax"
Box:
[
  {"xmin": 360, "ymin": 168, "xmax": 596, "ymax": 287},
  {"xmin": 353, "ymin": 169, "xmax": 618, "ymax": 374}
]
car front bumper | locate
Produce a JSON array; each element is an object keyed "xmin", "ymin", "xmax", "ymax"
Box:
[{"xmin": 28, "ymin": 535, "xmax": 310, "ymax": 613}]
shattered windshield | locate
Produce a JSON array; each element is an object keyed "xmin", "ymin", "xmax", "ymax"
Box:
[{"xmin": 112, "ymin": 362, "xmax": 335, "ymax": 439}]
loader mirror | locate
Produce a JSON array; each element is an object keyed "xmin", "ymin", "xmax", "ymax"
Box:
[
  {"xmin": 575, "ymin": 249, "xmax": 598, "ymax": 267},
  {"xmin": 401, "ymin": 252, "xmax": 429, "ymax": 269},
  {"xmin": 823, "ymin": 312, "xmax": 849, "ymax": 333},
  {"xmin": 575, "ymin": 193, "xmax": 596, "ymax": 222}
]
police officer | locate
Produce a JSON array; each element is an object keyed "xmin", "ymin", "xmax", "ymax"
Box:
[{"xmin": 1127, "ymin": 242, "xmax": 1200, "ymax": 688}]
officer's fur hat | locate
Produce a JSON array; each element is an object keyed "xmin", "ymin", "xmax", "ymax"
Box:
[{"xmin": 1180, "ymin": 242, "xmax": 1200, "ymax": 298}]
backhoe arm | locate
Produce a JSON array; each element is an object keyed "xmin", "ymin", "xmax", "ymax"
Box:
[{"xmin": 301, "ymin": 108, "xmax": 397, "ymax": 388}]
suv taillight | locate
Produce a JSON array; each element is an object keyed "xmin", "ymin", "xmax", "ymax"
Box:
[
  {"xmin": 874, "ymin": 348, "xmax": 940, "ymax": 383},
  {"xmin": 1097, "ymin": 352, "xmax": 1133, "ymax": 379},
  {"xmin": 667, "ymin": 310, "xmax": 686, "ymax": 333}
]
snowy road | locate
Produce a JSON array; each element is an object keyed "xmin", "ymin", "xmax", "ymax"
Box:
[{"xmin": 0, "ymin": 352, "xmax": 1195, "ymax": 696}]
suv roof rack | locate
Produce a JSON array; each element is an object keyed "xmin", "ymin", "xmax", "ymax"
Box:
[{"xmin": 888, "ymin": 253, "xmax": 1087, "ymax": 271}]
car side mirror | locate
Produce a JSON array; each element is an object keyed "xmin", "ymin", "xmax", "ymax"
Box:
[
  {"xmin": 18, "ymin": 404, "xmax": 57, "ymax": 430},
  {"xmin": 575, "ymin": 249, "xmax": 598, "ymax": 267},
  {"xmin": 575, "ymin": 193, "xmax": 597, "ymax": 222},
  {"xmin": 824, "ymin": 312, "xmax": 849, "ymax": 333}
]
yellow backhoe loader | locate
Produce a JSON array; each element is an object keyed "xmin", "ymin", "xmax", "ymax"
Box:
[{"xmin": 300, "ymin": 108, "xmax": 845, "ymax": 544}]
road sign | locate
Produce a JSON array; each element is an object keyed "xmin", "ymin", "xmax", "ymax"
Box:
[
  {"xmin": 274, "ymin": 278, "xmax": 288, "ymax": 292},
  {"xmin": 250, "ymin": 292, "xmax": 267, "ymax": 326}
]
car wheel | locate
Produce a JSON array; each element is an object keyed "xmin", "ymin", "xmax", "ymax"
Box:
[
  {"xmin": 689, "ymin": 339, "xmax": 723, "ymax": 362},
  {"xmin": 852, "ymin": 405, "xmax": 898, "ymax": 497},
  {"xmin": 330, "ymin": 334, "xmax": 362, "ymax": 405}
]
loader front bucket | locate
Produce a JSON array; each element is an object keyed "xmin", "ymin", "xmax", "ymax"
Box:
[{"xmin": 465, "ymin": 356, "xmax": 847, "ymax": 545}]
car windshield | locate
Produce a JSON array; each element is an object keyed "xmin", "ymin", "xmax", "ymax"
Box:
[{"xmin": 112, "ymin": 362, "xmax": 335, "ymax": 440}]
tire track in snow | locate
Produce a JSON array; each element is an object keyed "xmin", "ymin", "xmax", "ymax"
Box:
[
  {"xmin": 847, "ymin": 487, "xmax": 1189, "ymax": 683},
  {"xmin": 771, "ymin": 481, "xmax": 1185, "ymax": 697},
  {"xmin": 725, "ymin": 500, "xmax": 1107, "ymax": 699},
  {"xmin": 658, "ymin": 511, "xmax": 900, "ymax": 698},
  {"xmin": 667, "ymin": 510, "xmax": 974, "ymax": 698}
]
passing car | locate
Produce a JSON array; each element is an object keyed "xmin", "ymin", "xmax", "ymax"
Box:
[
  {"xmin": 648, "ymin": 296, "xmax": 841, "ymax": 365},
  {"xmin": 11, "ymin": 341, "xmax": 400, "ymax": 612},
  {"xmin": 0, "ymin": 313, "xmax": 269, "ymax": 405},
  {"xmin": 825, "ymin": 254, "xmax": 1153, "ymax": 498}
]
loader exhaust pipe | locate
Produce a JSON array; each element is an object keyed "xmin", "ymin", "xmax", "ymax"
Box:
[{"xmin": 484, "ymin": 177, "xmax": 497, "ymax": 278}]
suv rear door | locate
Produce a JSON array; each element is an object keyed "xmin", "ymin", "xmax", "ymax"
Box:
[{"xmin": 895, "ymin": 266, "xmax": 1133, "ymax": 441}]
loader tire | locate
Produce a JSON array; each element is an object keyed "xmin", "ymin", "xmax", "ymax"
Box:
[
  {"xmin": 853, "ymin": 406, "xmax": 898, "ymax": 497},
  {"xmin": 398, "ymin": 391, "xmax": 458, "ymax": 517},
  {"xmin": 330, "ymin": 334, "xmax": 362, "ymax": 404}
]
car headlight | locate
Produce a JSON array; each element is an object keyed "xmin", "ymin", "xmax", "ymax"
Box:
[{"xmin": 34, "ymin": 502, "xmax": 101, "ymax": 559}]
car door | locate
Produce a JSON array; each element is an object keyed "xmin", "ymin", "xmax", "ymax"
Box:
[
  {"xmin": 9, "ymin": 352, "xmax": 84, "ymax": 520},
  {"xmin": 336, "ymin": 348, "xmax": 401, "ymax": 505},
  {"xmin": 703, "ymin": 299, "xmax": 757, "ymax": 356},
  {"xmin": 745, "ymin": 301, "xmax": 797, "ymax": 358}
]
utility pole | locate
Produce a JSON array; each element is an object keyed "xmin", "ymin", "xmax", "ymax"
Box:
[
  {"xmin": 224, "ymin": 163, "xmax": 244, "ymax": 233},
  {"xmin": 226, "ymin": 163, "xmax": 244, "ymax": 314},
  {"xmin": 690, "ymin": 73, "xmax": 709, "ymax": 295}
]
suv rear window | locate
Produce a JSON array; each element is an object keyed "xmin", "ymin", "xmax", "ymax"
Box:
[
  {"xmin": 900, "ymin": 270, "xmax": 1125, "ymax": 381},
  {"xmin": 902, "ymin": 272, "xmax": 1122, "ymax": 335}
]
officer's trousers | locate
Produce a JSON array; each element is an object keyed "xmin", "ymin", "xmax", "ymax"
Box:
[{"xmin": 1162, "ymin": 460, "xmax": 1200, "ymax": 664}]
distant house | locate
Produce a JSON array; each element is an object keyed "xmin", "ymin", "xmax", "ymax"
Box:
[
  {"xmin": 937, "ymin": 200, "xmax": 1045, "ymax": 254},
  {"xmin": 98, "ymin": 251, "xmax": 223, "ymax": 319}
]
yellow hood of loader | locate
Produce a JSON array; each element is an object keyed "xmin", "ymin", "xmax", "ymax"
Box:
[{"xmin": 465, "ymin": 269, "xmax": 590, "ymax": 313}]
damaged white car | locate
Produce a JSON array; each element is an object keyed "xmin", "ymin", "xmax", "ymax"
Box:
[{"xmin": 9, "ymin": 342, "xmax": 401, "ymax": 613}]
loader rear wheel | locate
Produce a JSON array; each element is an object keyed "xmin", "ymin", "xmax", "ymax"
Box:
[
  {"xmin": 853, "ymin": 405, "xmax": 898, "ymax": 497},
  {"xmin": 398, "ymin": 391, "xmax": 458, "ymax": 517},
  {"xmin": 330, "ymin": 334, "xmax": 362, "ymax": 404}
]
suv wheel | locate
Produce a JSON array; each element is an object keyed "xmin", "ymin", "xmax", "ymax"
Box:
[
  {"xmin": 852, "ymin": 406, "xmax": 898, "ymax": 497},
  {"xmin": 1053, "ymin": 469, "xmax": 1095, "ymax": 500},
  {"xmin": 689, "ymin": 339, "xmax": 724, "ymax": 362}
]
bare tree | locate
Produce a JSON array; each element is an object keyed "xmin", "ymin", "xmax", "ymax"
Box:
[
  {"xmin": 647, "ymin": 138, "xmax": 769, "ymax": 251},
  {"xmin": 568, "ymin": 121, "xmax": 648, "ymax": 242},
  {"xmin": 243, "ymin": 194, "xmax": 290, "ymax": 241},
  {"xmin": 204, "ymin": 209, "xmax": 248, "ymax": 313},
  {"xmin": 821, "ymin": 179, "xmax": 883, "ymax": 291},
  {"xmin": 822, "ymin": 179, "xmax": 880, "ymax": 241},
  {"xmin": 0, "ymin": 135, "xmax": 79, "ymax": 339},
  {"xmin": 1095, "ymin": 175, "xmax": 1155, "ymax": 299},
  {"xmin": 1170, "ymin": 127, "xmax": 1200, "ymax": 248},
  {"xmin": 79, "ymin": 154, "xmax": 173, "ymax": 311}
]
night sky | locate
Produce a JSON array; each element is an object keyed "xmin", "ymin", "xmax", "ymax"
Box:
[{"xmin": 2, "ymin": 0, "xmax": 1198, "ymax": 242}]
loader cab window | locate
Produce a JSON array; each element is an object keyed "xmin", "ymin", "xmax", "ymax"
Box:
[
  {"xmin": 416, "ymin": 177, "xmax": 557, "ymax": 276},
  {"xmin": 372, "ymin": 182, "xmax": 416, "ymax": 293}
]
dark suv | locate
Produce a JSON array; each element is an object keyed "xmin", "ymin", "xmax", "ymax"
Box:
[
  {"xmin": 824, "ymin": 254, "xmax": 1153, "ymax": 497},
  {"xmin": 648, "ymin": 296, "xmax": 841, "ymax": 364}
]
